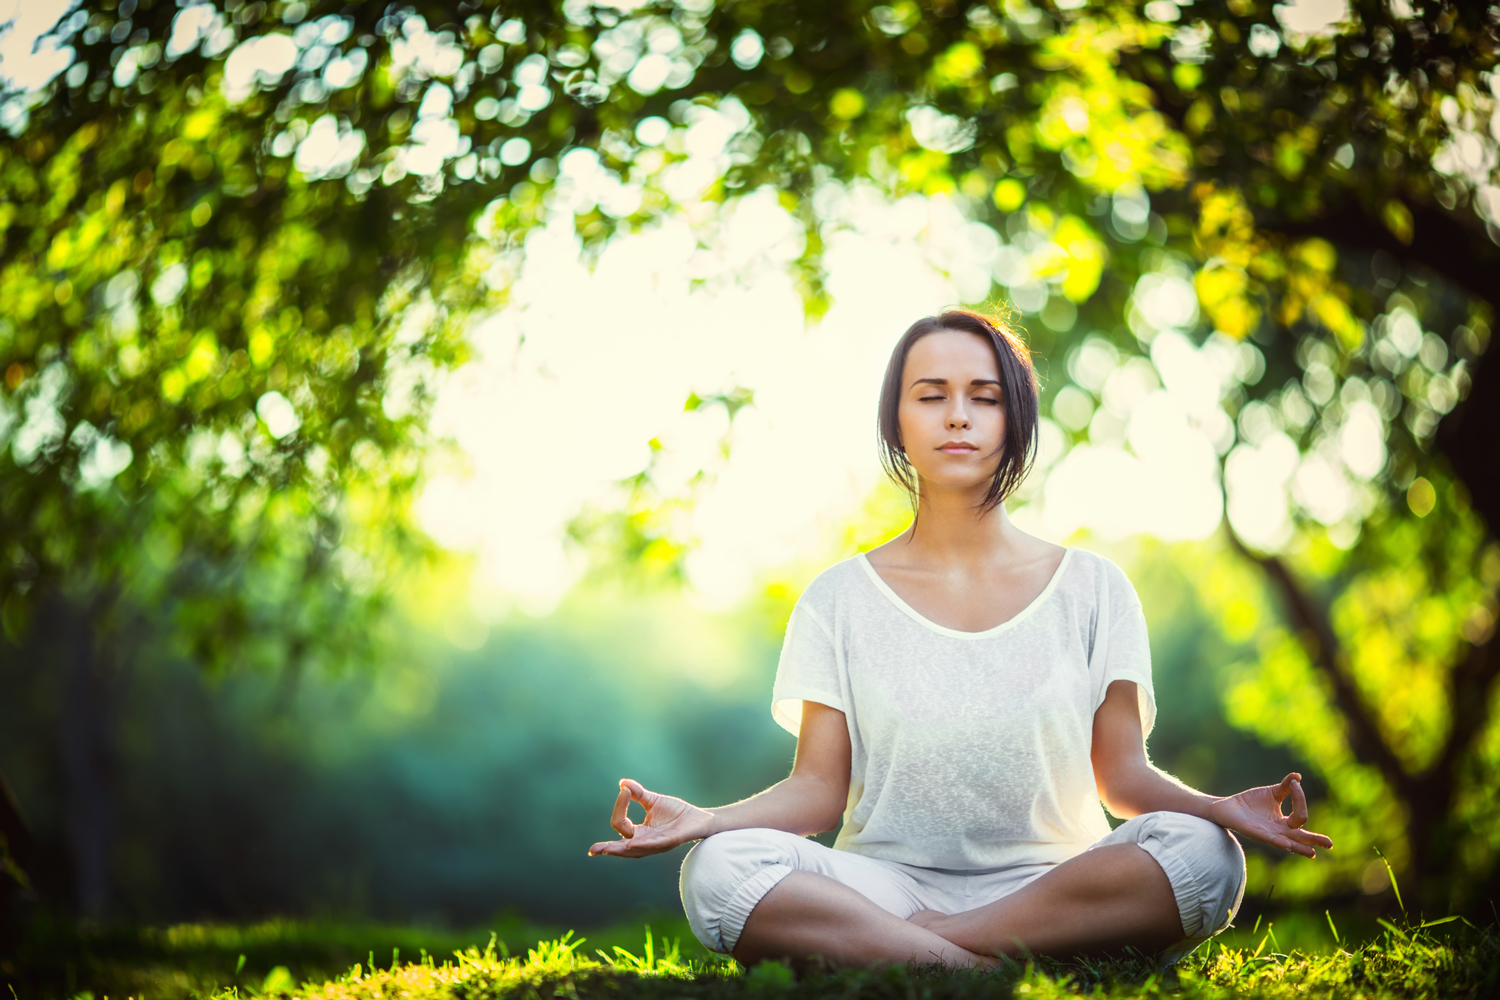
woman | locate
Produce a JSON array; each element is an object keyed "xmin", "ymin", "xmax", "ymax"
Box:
[{"xmin": 588, "ymin": 310, "xmax": 1330, "ymax": 970}]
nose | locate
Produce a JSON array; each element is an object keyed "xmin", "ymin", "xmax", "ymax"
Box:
[{"xmin": 946, "ymin": 401, "xmax": 971, "ymax": 431}]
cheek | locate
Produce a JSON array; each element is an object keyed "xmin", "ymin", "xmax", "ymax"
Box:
[
  {"xmin": 895, "ymin": 402, "xmax": 924, "ymax": 445},
  {"xmin": 983, "ymin": 406, "xmax": 1007, "ymax": 444}
]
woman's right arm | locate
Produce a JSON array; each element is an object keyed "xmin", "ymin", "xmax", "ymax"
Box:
[{"xmin": 587, "ymin": 700, "xmax": 851, "ymax": 858}]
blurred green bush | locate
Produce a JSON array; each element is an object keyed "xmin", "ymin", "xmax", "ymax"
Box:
[{"xmin": 1, "ymin": 541, "xmax": 1325, "ymax": 928}]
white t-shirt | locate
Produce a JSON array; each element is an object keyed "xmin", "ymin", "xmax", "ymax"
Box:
[{"xmin": 771, "ymin": 547, "xmax": 1156, "ymax": 871}]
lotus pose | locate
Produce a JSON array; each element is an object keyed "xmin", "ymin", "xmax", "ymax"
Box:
[{"xmin": 589, "ymin": 311, "xmax": 1330, "ymax": 970}]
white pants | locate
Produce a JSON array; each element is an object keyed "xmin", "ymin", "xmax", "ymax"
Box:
[{"xmin": 679, "ymin": 812, "xmax": 1246, "ymax": 965}]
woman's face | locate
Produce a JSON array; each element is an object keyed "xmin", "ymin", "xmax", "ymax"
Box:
[{"xmin": 896, "ymin": 330, "xmax": 1006, "ymax": 494}]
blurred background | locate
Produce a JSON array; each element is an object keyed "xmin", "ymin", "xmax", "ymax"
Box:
[{"xmin": 1, "ymin": 0, "xmax": 1497, "ymax": 982}]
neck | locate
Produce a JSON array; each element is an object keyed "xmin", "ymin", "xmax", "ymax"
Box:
[{"xmin": 901, "ymin": 480, "xmax": 1018, "ymax": 563}]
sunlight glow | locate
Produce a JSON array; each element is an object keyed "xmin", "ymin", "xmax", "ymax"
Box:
[
  {"xmin": 421, "ymin": 190, "xmax": 1239, "ymax": 616},
  {"xmin": 0, "ymin": 9, "xmax": 1355, "ymax": 617}
]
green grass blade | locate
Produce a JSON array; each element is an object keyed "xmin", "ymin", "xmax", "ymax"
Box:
[{"xmin": 1374, "ymin": 847, "xmax": 1406, "ymax": 917}]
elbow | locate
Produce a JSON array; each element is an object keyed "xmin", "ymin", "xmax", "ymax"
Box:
[
  {"xmin": 793, "ymin": 773, "xmax": 847, "ymax": 835},
  {"xmin": 1096, "ymin": 772, "xmax": 1143, "ymax": 820},
  {"xmin": 807, "ymin": 799, "xmax": 844, "ymax": 834}
]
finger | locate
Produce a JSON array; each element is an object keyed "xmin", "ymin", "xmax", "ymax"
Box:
[
  {"xmin": 613, "ymin": 838, "xmax": 667, "ymax": 859},
  {"xmin": 609, "ymin": 783, "xmax": 636, "ymax": 838},
  {"xmin": 592, "ymin": 834, "xmax": 663, "ymax": 857},
  {"xmin": 1287, "ymin": 777, "xmax": 1309, "ymax": 829},
  {"xmin": 622, "ymin": 778, "xmax": 659, "ymax": 808},
  {"xmin": 1271, "ymin": 834, "xmax": 1316, "ymax": 858},
  {"xmin": 622, "ymin": 827, "xmax": 681, "ymax": 856},
  {"xmin": 1272, "ymin": 773, "xmax": 1299, "ymax": 807},
  {"xmin": 1288, "ymin": 827, "xmax": 1333, "ymax": 850}
]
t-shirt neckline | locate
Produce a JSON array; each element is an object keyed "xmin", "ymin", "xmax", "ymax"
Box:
[{"xmin": 855, "ymin": 547, "xmax": 1075, "ymax": 640}]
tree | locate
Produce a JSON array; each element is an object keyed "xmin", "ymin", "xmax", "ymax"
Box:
[{"xmin": 3, "ymin": 0, "xmax": 1496, "ymax": 914}]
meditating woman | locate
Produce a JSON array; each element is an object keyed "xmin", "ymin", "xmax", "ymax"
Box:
[{"xmin": 588, "ymin": 310, "xmax": 1330, "ymax": 970}]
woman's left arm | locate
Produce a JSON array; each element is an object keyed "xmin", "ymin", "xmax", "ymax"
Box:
[{"xmin": 1092, "ymin": 680, "xmax": 1333, "ymax": 858}]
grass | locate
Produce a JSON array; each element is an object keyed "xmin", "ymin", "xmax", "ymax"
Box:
[
  {"xmin": 4, "ymin": 911, "xmax": 1498, "ymax": 1000},
  {"xmin": 0, "ymin": 911, "xmax": 717, "ymax": 1000}
]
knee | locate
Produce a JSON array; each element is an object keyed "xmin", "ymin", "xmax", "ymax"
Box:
[
  {"xmin": 679, "ymin": 829, "xmax": 792, "ymax": 949},
  {"xmin": 1128, "ymin": 812, "xmax": 1246, "ymax": 940},
  {"xmin": 1171, "ymin": 813, "xmax": 1245, "ymax": 879},
  {"xmin": 681, "ymin": 830, "xmax": 762, "ymax": 897}
]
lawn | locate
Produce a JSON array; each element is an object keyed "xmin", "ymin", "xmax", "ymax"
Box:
[{"xmin": 4, "ymin": 911, "xmax": 1496, "ymax": 1000}]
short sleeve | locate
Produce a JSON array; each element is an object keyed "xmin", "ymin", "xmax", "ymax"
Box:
[
  {"xmin": 1091, "ymin": 568, "xmax": 1158, "ymax": 738},
  {"xmin": 770, "ymin": 603, "xmax": 845, "ymax": 736}
]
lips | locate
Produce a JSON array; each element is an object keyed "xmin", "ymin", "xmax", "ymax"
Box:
[{"xmin": 938, "ymin": 442, "xmax": 978, "ymax": 452}]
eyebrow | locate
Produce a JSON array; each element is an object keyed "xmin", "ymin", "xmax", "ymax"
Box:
[{"xmin": 910, "ymin": 378, "xmax": 1003, "ymax": 388}]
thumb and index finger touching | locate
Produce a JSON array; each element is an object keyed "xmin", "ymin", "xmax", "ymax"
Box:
[
  {"xmin": 609, "ymin": 781, "xmax": 636, "ymax": 837},
  {"xmin": 1274, "ymin": 772, "xmax": 1309, "ymax": 829},
  {"xmin": 593, "ymin": 779, "xmax": 659, "ymax": 856},
  {"xmin": 1267, "ymin": 772, "xmax": 1335, "ymax": 853},
  {"xmin": 619, "ymin": 778, "xmax": 660, "ymax": 805}
]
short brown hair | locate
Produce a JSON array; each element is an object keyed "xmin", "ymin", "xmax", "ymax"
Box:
[{"xmin": 877, "ymin": 309, "xmax": 1040, "ymax": 514}]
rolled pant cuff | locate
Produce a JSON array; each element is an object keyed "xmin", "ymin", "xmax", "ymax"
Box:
[
  {"xmin": 715, "ymin": 862, "xmax": 794, "ymax": 954},
  {"xmin": 1132, "ymin": 836, "xmax": 1218, "ymax": 966}
]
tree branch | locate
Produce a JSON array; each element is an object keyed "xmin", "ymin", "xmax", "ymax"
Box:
[
  {"xmin": 1266, "ymin": 196, "xmax": 1500, "ymax": 319},
  {"xmin": 1434, "ymin": 631, "xmax": 1499, "ymax": 791},
  {"xmin": 1266, "ymin": 192, "xmax": 1500, "ymax": 553},
  {"xmin": 1224, "ymin": 524, "xmax": 1419, "ymax": 804}
]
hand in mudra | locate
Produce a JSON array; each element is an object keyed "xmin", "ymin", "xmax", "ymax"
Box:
[
  {"xmin": 588, "ymin": 779, "xmax": 715, "ymax": 858},
  {"xmin": 1208, "ymin": 772, "xmax": 1332, "ymax": 858}
]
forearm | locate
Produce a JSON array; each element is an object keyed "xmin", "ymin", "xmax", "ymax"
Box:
[
  {"xmin": 1099, "ymin": 761, "xmax": 1221, "ymax": 821},
  {"xmin": 706, "ymin": 772, "xmax": 845, "ymax": 838}
]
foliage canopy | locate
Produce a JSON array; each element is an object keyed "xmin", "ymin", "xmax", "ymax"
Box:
[{"xmin": 2, "ymin": 0, "xmax": 1499, "ymax": 910}]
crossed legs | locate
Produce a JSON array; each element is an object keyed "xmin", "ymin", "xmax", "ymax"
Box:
[
  {"xmin": 731, "ymin": 870, "xmax": 996, "ymax": 970},
  {"xmin": 680, "ymin": 815, "xmax": 1245, "ymax": 970},
  {"xmin": 733, "ymin": 844, "xmax": 1179, "ymax": 969},
  {"xmin": 903, "ymin": 844, "xmax": 1181, "ymax": 958}
]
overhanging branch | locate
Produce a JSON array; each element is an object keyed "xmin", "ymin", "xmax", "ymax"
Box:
[
  {"xmin": 1266, "ymin": 197, "xmax": 1500, "ymax": 319},
  {"xmin": 1266, "ymin": 194, "xmax": 1500, "ymax": 541},
  {"xmin": 1224, "ymin": 524, "xmax": 1418, "ymax": 804}
]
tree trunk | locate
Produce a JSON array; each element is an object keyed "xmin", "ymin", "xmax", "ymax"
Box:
[
  {"xmin": 0, "ymin": 769, "xmax": 35, "ymax": 880},
  {"xmin": 53, "ymin": 594, "xmax": 114, "ymax": 921},
  {"xmin": 0, "ymin": 767, "xmax": 36, "ymax": 947},
  {"xmin": 1437, "ymin": 324, "xmax": 1500, "ymax": 537}
]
